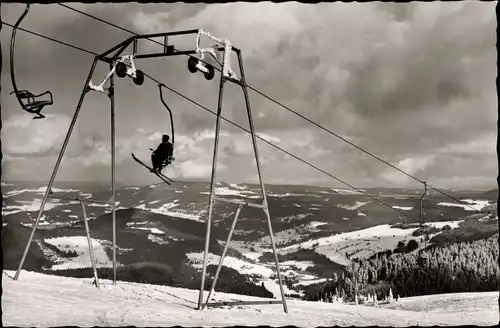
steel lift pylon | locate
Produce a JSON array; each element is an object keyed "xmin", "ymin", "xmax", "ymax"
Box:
[{"xmin": 13, "ymin": 28, "xmax": 288, "ymax": 314}]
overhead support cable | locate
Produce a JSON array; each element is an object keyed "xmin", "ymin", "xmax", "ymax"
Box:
[
  {"xmin": 2, "ymin": 21, "xmax": 452, "ymax": 225},
  {"xmin": 55, "ymin": 3, "xmax": 486, "ymax": 214}
]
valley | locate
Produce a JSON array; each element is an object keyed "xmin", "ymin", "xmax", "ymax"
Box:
[{"xmin": 2, "ymin": 181, "xmax": 498, "ymax": 300}]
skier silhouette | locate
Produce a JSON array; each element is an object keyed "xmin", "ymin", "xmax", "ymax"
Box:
[{"xmin": 151, "ymin": 134, "xmax": 173, "ymax": 174}]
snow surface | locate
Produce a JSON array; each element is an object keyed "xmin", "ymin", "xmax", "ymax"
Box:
[
  {"xmin": 293, "ymin": 278, "xmax": 328, "ymax": 287},
  {"xmin": 186, "ymin": 252, "xmax": 320, "ymax": 298},
  {"xmin": 43, "ymin": 236, "xmax": 114, "ymax": 270},
  {"xmin": 425, "ymin": 220, "xmax": 463, "ymax": 229},
  {"xmin": 258, "ymin": 220, "xmax": 326, "ymax": 246},
  {"xmin": 186, "ymin": 252, "xmax": 275, "ymax": 278},
  {"xmin": 392, "ymin": 206, "xmax": 413, "ymax": 211},
  {"xmin": 332, "ymin": 188, "xmax": 364, "ymax": 195},
  {"xmin": 4, "ymin": 270, "xmax": 497, "ymax": 327},
  {"xmin": 261, "ymin": 279, "xmax": 301, "ymax": 298},
  {"xmin": 437, "ymin": 199, "xmax": 490, "ymax": 211},
  {"xmin": 148, "ymin": 234, "xmax": 170, "ymax": 245},
  {"xmin": 4, "ymin": 187, "xmax": 79, "ymax": 197},
  {"xmin": 3, "ymin": 198, "xmax": 76, "ymax": 214},
  {"xmin": 337, "ymin": 201, "xmax": 370, "ymax": 210},
  {"xmin": 278, "ymin": 223, "xmax": 459, "ymax": 266},
  {"xmin": 200, "ymin": 186, "xmax": 260, "ymax": 199},
  {"xmin": 135, "ymin": 202, "xmax": 204, "ymax": 222},
  {"xmin": 130, "ymin": 227, "xmax": 165, "ymax": 235},
  {"xmin": 227, "ymin": 221, "xmax": 327, "ymax": 262}
]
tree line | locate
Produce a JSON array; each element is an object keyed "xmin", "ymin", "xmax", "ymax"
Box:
[{"xmin": 303, "ymin": 234, "xmax": 499, "ymax": 302}]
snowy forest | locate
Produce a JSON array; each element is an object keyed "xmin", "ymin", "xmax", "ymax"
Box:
[{"xmin": 302, "ymin": 234, "xmax": 500, "ymax": 303}]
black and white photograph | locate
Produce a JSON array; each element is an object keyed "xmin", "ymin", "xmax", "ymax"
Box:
[{"xmin": 1, "ymin": 2, "xmax": 498, "ymax": 326}]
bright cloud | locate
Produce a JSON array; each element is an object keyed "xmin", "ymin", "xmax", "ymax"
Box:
[{"xmin": 2, "ymin": 113, "xmax": 71, "ymax": 157}]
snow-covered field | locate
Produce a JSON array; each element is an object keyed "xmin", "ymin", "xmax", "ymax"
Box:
[
  {"xmin": 3, "ymin": 199, "xmax": 76, "ymax": 215},
  {"xmin": 186, "ymin": 252, "xmax": 275, "ymax": 278},
  {"xmin": 226, "ymin": 220, "xmax": 326, "ymax": 261},
  {"xmin": 258, "ymin": 221, "xmax": 327, "ymax": 246},
  {"xmin": 3, "ymin": 187, "xmax": 80, "ymax": 197},
  {"xmin": 200, "ymin": 186, "xmax": 261, "ymax": 199},
  {"xmin": 278, "ymin": 221, "xmax": 464, "ymax": 266},
  {"xmin": 437, "ymin": 199, "xmax": 491, "ymax": 211},
  {"xmin": 392, "ymin": 206, "xmax": 413, "ymax": 211},
  {"xmin": 332, "ymin": 188, "xmax": 364, "ymax": 195},
  {"xmin": 185, "ymin": 252, "xmax": 314, "ymax": 298},
  {"xmin": 135, "ymin": 202, "xmax": 204, "ymax": 222},
  {"xmin": 43, "ymin": 236, "xmax": 115, "ymax": 270},
  {"xmin": 3, "ymin": 270, "xmax": 497, "ymax": 327},
  {"xmin": 336, "ymin": 201, "xmax": 370, "ymax": 210}
]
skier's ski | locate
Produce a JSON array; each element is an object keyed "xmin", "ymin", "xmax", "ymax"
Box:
[{"xmin": 131, "ymin": 153, "xmax": 172, "ymax": 185}]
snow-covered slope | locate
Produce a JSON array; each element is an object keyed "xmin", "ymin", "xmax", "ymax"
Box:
[
  {"xmin": 277, "ymin": 221, "xmax": 464, "ymax": 266},
  {"xmin": 3, "ymin": 270, "xmax": 498, "ymax": 327}
]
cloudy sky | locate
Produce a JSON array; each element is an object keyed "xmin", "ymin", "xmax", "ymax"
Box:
[{"xmin": 1, "ymin": 2, "xmax": 497, "ymax": 190}]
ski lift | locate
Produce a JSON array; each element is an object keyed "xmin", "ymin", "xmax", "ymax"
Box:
[{"xmin": 10, "ymin": 4, "xmax": 53, "ymax": 119}]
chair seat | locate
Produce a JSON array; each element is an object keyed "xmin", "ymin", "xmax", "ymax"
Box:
[
  {"xmin": 17, "ymin": 91, "xmax": 35, "ymax": 99},
  {"xmin": 24, "ymin": 100, "xmax": 52, "ymax": 110}
]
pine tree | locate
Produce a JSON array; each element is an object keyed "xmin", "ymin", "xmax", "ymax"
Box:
[
  {"xmin": 388, "ymin": 288, "xmax": 394, "ymax": 303},
  {"xmin": 355, "ymin": 294, "xmax": 359, "ymax": 305}
]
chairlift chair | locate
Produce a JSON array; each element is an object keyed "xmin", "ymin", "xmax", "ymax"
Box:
[{"xmin": 10, "ymin": 4, "xmax": 54, "ymax": 119}]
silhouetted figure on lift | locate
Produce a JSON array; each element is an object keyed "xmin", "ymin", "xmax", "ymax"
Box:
[{"xmin": 151, "ymin": 134, "xmax": 174, "ymax": 174}]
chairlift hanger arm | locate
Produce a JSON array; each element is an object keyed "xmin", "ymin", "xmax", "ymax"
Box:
[
  {"xmin": 9, "ymin": 4, "xmax": 30, "ymax": 107},
  {"xmin": 159, "ymin": 84, "xmax": 175, "ymax": 148},
  {"xmin": 420, "ymin": 182, "xmax": 427, "ymax": 201}
]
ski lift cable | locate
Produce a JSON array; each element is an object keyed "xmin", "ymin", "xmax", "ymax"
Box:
[
  {"xmin": 56, "ymin": 4, "xmax": 485, "ymax": 214},
  {"xmin": 0, "ymin": 22, "xmax": 440, "ymax": 225},
  {"xmin": 3, "ymin": 22, "xmax": 99, "ymax": 56},
  {"xmin": 141, "ymin": 71, "xmax": 422, "ymax": 224}
]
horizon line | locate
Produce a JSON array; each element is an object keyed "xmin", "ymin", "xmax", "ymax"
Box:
[{"xmin": 1, "ymin": 179, "xmax": 496, "ymax": 192}]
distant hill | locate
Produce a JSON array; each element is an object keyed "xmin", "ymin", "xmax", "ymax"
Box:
[
  {"xmin": 2, "ymin": 181, "xmax": 497, "ymax": 303},
  {"xmin": 483, "ymin": 188, "xmax": 498, "ymax": 200}
]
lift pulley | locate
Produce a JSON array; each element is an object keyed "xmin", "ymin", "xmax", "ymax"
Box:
[
  {"xmin": 89, "ymin": 55, "xmax": 144, "ymax": 95},
  {"xmin": 187, "ymin": 29, "xmax": 238, "ymax": 81}
]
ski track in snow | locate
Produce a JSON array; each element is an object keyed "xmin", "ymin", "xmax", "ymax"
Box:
[{"xmin": 3, "ymin": 270, "xmax": 497, "ymax": 327}]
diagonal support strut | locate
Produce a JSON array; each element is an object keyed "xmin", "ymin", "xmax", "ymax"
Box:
[{"xmin": 203, "ymin": 204, "xmax": 243, "ymax": 306}]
